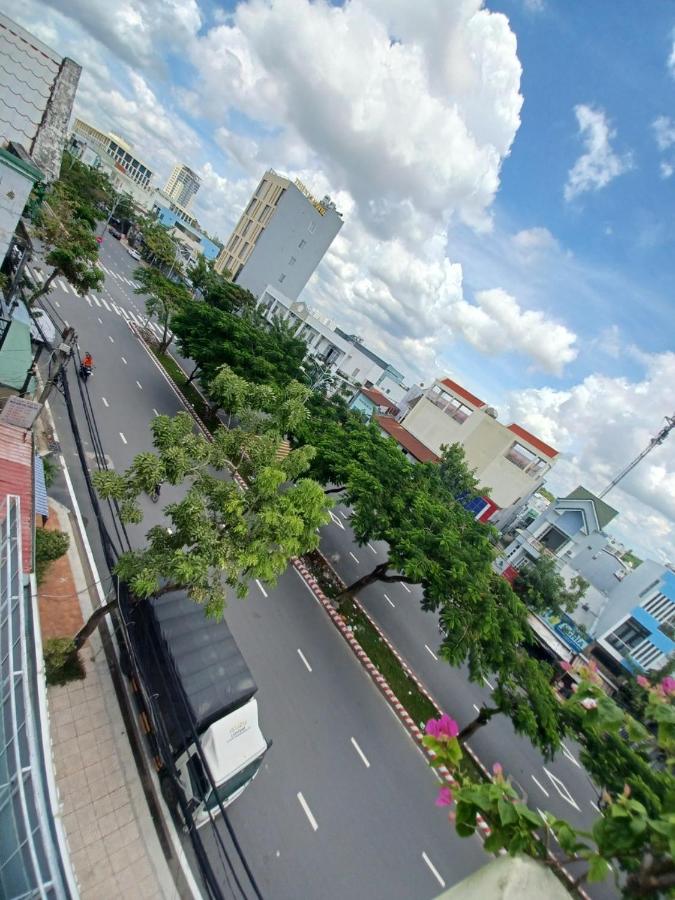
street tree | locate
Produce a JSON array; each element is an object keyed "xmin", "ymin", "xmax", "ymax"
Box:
[
  {"xmin": 438, "ymin": 442, "xmax": 484, "ymax": 500},
  {"xmin": 28, "ymin": 186, "xmax": 103, "ymax": 305},
  {"xmin": 513, "ymin": 554, "xmax": 588, "ymax": 618},
  {"xmin": 423, "ymin": 669, "xmax": 675, "ymax": 897},
  {"xmin": 171, "ymin": 302, "xmax": 307, "ymax": 387},
  {"xmin": 137, "ymin": 217, "xmax": 177, "ymax": 270},
  {"xmin": 59, "ymin": 152, "xmax": 114, "ymax": 225},
  {"xmin": 89, "ymin": 412, "xmax": 330, "ymax": 626},
  {"xmin": 208, "ymin": 364, "xmax": 312, "ymax": 435},
  {"xmin": 133, "ymin": 266, "xmax": 192, "ymax": 352}
]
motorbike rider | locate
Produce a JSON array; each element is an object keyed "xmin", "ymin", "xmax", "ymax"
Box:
[{"xmin": 82, "ymin": 351, "xmax": 93, "ymax": 369}]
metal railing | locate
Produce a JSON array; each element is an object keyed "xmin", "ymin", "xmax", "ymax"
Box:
[{"xmin": 0, "ymin": 495, "xmax": 72, "ymax": 899}]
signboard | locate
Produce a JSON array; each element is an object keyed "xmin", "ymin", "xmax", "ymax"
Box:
[
  {"xmin": 541, "ymin": 609, "xmax": 590, "ymax": 654},
  {"xmin": 0, "ymin": 395, "xmax": 42, "ymax": 430}
]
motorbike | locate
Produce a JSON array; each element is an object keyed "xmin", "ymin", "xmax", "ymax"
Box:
[{"xmin": 79, "ymin": 362, "xmax": 93, "ymax": 381}]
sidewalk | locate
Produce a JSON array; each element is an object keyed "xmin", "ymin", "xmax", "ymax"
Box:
[{"xmin": 38, "ymin": 498, "xmax": 182, "ymax": 899}]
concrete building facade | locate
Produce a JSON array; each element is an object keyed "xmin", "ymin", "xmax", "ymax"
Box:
[
  {"xmin": 216, "ymin": 169, "xmax": 343, "ymax": 300},
  {"xmin": 164, "ymin": 163, "xmax": 200, "ymax": 209},
  {"xmin": 0, "ymin": 13, "xmax": 81, "ymax": 182},
  {"xmin": 396, "ymin": 378, "xmax": 559, "ymax": 510},
  {"xmin": 151, "ymin": 195, "xmax": 220, "ymax": 262},
  {"xmin": 71, "ymin": 119, "xmax": 154, "ymax": 190}
]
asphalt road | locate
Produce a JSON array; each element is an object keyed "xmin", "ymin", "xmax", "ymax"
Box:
[{"xmin": 31, "ymin": 237, "xmax": 489, "ymax": 899}]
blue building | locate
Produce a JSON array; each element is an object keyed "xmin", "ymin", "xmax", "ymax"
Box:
[
  {"xmin": 349, "ymin": 386, "xmax": 398, "ymax": 422},
  {"xmin": 151, "ymin": 197, "xmax": 221, "ymax": 261},
  {"xmin": 596, "ymin": 563, "xmax": 675, "ymax": 673}
]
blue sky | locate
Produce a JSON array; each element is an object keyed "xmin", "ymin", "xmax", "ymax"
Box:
[{"xmin": 6, "ymin": 0, "xmax": 675, "ymax": 559}]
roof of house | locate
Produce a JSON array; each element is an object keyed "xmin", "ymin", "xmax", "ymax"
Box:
[
  {"xmin": 507, "ymin": 423, "xmax": 559, "ymax": 459},
  {"xmin": 0, "ymin": 422, "xmax": 34, "ymax": 572},
  {"xmin": 440, "ymin": 377, "xmax": 486, "ymax": 409},
  {"xmin": 360, "ymin": 386, "xmax": 398, "ymax": 413},
  {"xmin": 564, "ymin": 485, "xmax": 619, "ymax": 530},
  {"xmin": 375, "ymin": 415, "xmax": 440, "ymax": 463},
  {"xmin": 0, "ymin": 319, "xmax": 35, "ymax": 392}
]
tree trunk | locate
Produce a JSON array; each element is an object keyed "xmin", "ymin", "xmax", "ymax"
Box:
[
  {"xmin": 457, "ymin": 705, "xmax": 499, "ymax": 743},
  {"xmin": 324, "ymin": 486, "xmax": 346, "ymax": 495},
  {"xmin": 334, "ymin": 560, "xmax": 415, "ymax": 600},
  {"xmin": 27, "ymin": 268, "xmax": 59, "ymax": 307},
  {"xmin": 73, "ymin": 598, "xmax": 118, "ymax": 649},
  {"xmin": 186, "ymin": 362, "xmax": 201, "ymax": 384}
]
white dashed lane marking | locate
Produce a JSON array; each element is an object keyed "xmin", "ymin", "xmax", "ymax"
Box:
[
  {"xmin": 119, "ymin": 432, "xmax": 127, "ymax": 444},
  {"xmin": 531, "ymin": 775, "xmax": 550, "ymax": 797},
  {"xmin": 422, "ymin": 853, "xmax": 445, "ymax": 889},
  {"xmin": 350, "ymin": 737, "xmax": 370, "ymax": 768},
  {"xmin": 101, "ymin": 397, "xmax": 109, "ymax": 408},
  {"xmin": 255, "ymin": 579, "xmax": 268, "ymax": 597},
  {"xmin": 383, "ymin": 593, "xmax": 395, "ymax": 608},
  {"xmin": 424, "ymin": 644, "xmax": 438, "ymax": 661},
  {"xmin": 297, "ymin": 793, "xmax": 318, "ymax": 831},
  {"xmin": 349, "ymin": 551, "xmax": 359, "ymax": 564}
]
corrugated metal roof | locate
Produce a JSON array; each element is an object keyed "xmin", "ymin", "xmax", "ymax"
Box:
[
  {"xmin": 0, "ymin": 422, "xmax": 33, "ymax": 572},
  {"xmin": 34, "ymin": 454, "xmax": 47, "ymax": 517},
  {"xmin": 0, "ymin": 319, "xmax": 34, "ymax": 391}
]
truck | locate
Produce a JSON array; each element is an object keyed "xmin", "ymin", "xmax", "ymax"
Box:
[{"xmin": 129, "ymin": 589, "xmax": 270, "ymax": 827}]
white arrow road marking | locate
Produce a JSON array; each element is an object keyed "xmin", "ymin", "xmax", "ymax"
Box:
[
  {"xmin": 543, "ymin": 767, "xmax": 580, "ymax": 811},
  {"xmin": 561, "ymin": 743, "xmax": 581, "ymax": 768},
  {"xmin": 531, "ymin": 775, "xmax": 549, "ymax": 797},
  {"xmin": 422, "ymin": 853, "xmax": 445, "ymax": 889},
  {"xmin": 329, "ymin": 510, "xmax": 344, "ymax": 529},
  {"xmin": 350, "ymin": 737, "xmax": 370, "ymax": 768},
  {"xmin": 297, "ymin": 793, "xmax": 318, "ymax": 831}
]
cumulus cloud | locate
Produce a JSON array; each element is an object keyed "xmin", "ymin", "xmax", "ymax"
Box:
[
  {"xmin": 507, "ymin": 351, "xmax": 675, "ymax": 559},
  {"xmin": 512, "ymin": 226, "xmax": 558, "ymax": 260},
  {"xmin": 564, "ymin": 105, "xmax": 632, "ymax": 201},
  {"xmin": 652, "ymin": 116, "xmax": 675, "ymax": 178},
  {"xmin": 192, "ymin": 0, "xmax": 523, "ymax": 234}
]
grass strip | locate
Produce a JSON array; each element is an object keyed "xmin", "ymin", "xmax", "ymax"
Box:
[{"xmin": 149, "ymin": 345, "xmax": 219, "ymax": 432}]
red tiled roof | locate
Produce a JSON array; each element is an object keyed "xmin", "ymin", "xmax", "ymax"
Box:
[
  {"xmin": 507, "ymin": 423, "xmax": 559, "ymax": 459},
  {"xmin": 361, "ymin": 386, "xmax": 398, "ymax": 413},
  {"xmin": 0, "ymin": 423, "xmax": 34, "ymax": 573},
  {"xmin": 440, "ymin": 378, "xmax": 485, "ymax": 409},
  {"xmin": 375, "ymin": 416, "xmax": 440, "ymax": 463}
]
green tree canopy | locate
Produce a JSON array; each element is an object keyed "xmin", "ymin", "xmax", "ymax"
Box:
[
  {"xmin": 28, "ymin": 185, "xmax": 103, "ymax": 305},
  {"xmin": 171, "ymin": 302, "xmax": 307, "ymax": 388},
  {"xmin": 58, "ymin": 152, "xmax": 114, "ymax": 226},
  {"xmin": 137, "ymin": 217, "xmax": 178, "ymax": 270},
  {"xmin": 133, "ymin": 266, "xmax": 192, "ymax": 352},
  {"xmin": 93, "ymin": 412, "xmax": 330, "ymax": 618},
  {"xmin": 438, "ymin": 442, "xmax": 486, "ymax": 499},
  {"xmin": 513, "ymin": 554, "xmax": 588, "ymax": 618}
]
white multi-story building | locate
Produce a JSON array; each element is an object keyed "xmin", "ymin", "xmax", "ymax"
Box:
[
  {"xmin": 70, "ymin": 118, "xmax": 154, "ymax": 191},
  {"xmin": 394, "ymin": 377, "xmax": 559, "ymax": 511},
  {"xmin": 216, "ymin": 169, "xmax": 343, "ymax": 300},
  {"xmin": 164, "ymin": 164, "xmax": 200, "ymax": 210}
]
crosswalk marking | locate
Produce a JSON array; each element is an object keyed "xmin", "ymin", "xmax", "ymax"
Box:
[
  {"xmin": 85, "ymin": 295, "xmax": 92, "ymax": 306},
  {"xmin": 121, "ymin": 308, "xmax": 131, "ymax": 321},
  {"xmin": 131, "ymin": 281, "xmax": 139, "ymax": 289},
  {"xmin": 128, "ymin": 311, "xmax": 141, "ymax": 324},
  {"xmin": 100, "ymin": 297, "xmax": 111, "ymax": 311},
  {"xmin": 30, "ymin": 268, "xmax": 43, "ymax": 283},
  {"xmin": 92, "ymin": 295, "xmax": 101, "ymax": 307},
  {"xmin": 111, "ymin": 303, "xmax": 122, "ymax": 316},
  {"xmin": 58, "ymin": 279, "xmax": 70, "ymax": 293}
]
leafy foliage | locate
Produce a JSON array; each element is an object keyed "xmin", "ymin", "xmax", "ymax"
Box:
[
  {"xmin": 44, "ymin": 637, "xmax": 85, "ymax": 686},
  {"xmin": 137, "ymin": 217, "xmax": 178, "ymax": 270},
  {"xmin": 513, "ymin": 554, "xmax": 588, "ymax": 618},
  {"xmin": 171, "ymin": 302, "xmax": 307, "ymax": 388},
  {"xmin": 59, "ymin": 152, "xmax": 114, "ymax": 225},
  {"xmin": 133, "ymin": 266, "xmax": 192, "ymax": 351},
  {"xmin": 92, "ymin": 412, "xmax": 330, "ymax": 618},
  {"xmin": 438, "ymin": 442, "xmax": 485, "ymax": 499},
  {"xmin": 35, "ymin": 527, "xmax": 69, "ymax": 584}
]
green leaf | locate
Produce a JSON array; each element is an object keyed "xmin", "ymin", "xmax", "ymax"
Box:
[
  {"xmin": 498, "ymin": 798, "xmax": 518, "ymax": 826},
  {"xmin": 586, "ymin": 855, "xmax": 611, "ymax": 884}
]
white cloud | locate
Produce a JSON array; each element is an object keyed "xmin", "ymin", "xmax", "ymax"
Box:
[
  {"xmin": 507, "ymin": 351, "xmax": 675, "ymax": 560},
  {"xmin": 192, "ymin": 0, "xmax": 523, "ymax": 235},
  {"xmin": 522, "ymin": 0, "xmax": 545, "ymax": 10},
  {"xmin": 512, "ymin": 226, "xmax": 558, "ymax": 260},
  {"xmin": 668, "ymin": 37, "xmax": 675, "ymax": 78},
  {"xmin": 592, "ymin": 324, "xmax": 622, "ymax": 358},
  {"xmin": 661, "ymin": 161, "xmax": 674, "ymax": 179},
  {"xmin": 653, "ymin": 115, "xmax": 675, "ymax": 150},
  {"xmin": 564, "ymin": 105, "xmax": 632, "ymax": 201}
]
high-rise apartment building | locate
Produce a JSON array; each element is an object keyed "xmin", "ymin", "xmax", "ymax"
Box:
[
  {"xmin": 215, "ymin": 169, "xmax": 343, "ymax": 300},
  {"xmin": 164, "ymin": 163, "xmax": 200, "ymax": 209}
]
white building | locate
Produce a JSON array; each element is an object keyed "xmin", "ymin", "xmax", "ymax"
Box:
[
  {"xmin": 164, "ymin": 164, "xmax": 200, "ymax": 210},
  {"xmin": 216, "ymin": 169, "xmax": 343, "ymax": 300}
]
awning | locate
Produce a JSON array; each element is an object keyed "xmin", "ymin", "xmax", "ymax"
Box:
[{"xmin": 34, "ymin": 455, "xmax": 48, "ymax": 517}]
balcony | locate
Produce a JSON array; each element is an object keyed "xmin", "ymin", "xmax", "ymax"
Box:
[{"xmin": 425, "ymin": 388, "xmax": 471, "ymax": 423}]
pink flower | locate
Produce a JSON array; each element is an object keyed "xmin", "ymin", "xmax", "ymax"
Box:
[
  {"xmin": 581, "ymin": 697, "xmax": 598, "ymax": 710},
  {"xmin": 559, "ymin": 660, "xmax": 572, "ymax": 672},
  {"xmin": 425, "ymin": 714, "xmax": 460, "ymax": 741},
  {"xmin": 435, "ymin": 786, "xmax": 453, "ymax": 807},
  {"xmin": 636, "ymin": 675, "xmax": 650, "ymax": 689},
  {"xmin": 492, "ymin": 762, "xmax": 503, "ymax": 777},
  {"xmin": 661, "ymin": 676, "xmax": 675, "ymax": 697}
]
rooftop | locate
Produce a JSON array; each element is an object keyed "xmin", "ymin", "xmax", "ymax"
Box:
[
  {"xmin": 375, "ymin": 415, "xmax": 440, "ymax": 463},
  {"xmin": 0, "ymin": 422, "xmax": 34, "ymax": 572},
  {"xmin": 564, "ymin": 485, "xmax": 619, "ymax": 530},
  {"xmin": 360, "ymin": 386, "xmax": 398, "ymax": 414},
  {"xmin": 507, "ymin": 423, "xmax": 559, "ymax": 459},
  {"xmin": 440, "ymin": 377, "xmax": 486, "ymax": 409}
]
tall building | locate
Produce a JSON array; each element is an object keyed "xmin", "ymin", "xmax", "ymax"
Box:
[
  {"xmin": 0, "ymin": 13, "xmax": 81, "ymax": 181},
  {"xmin": 71, "ymin": 119, "xmax": 154, "ymax": 190},
  {"xmin": 164, "ymin": 164, "xmax": 200, "ymax": 209},
  {"xmin": 215, "ymin": 169, "xmax": 343, "ymax": 300}
]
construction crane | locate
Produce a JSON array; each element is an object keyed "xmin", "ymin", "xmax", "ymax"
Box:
[{"xmin": 599, "ymin": 413, "xmax": 675, "ymax": 498}]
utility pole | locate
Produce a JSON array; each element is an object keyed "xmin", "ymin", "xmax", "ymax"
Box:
[
  {"xmin": 38, "ymin": 328, "xmax": 76, "ymax": 405},
  {"xmin": 599, "ymin": 413, "xmax": 675, "ymax": 498}
]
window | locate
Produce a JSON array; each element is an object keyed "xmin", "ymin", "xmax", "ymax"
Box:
[
  {"xmin": 642, "ymin": 593, "xmax": 675, "ymax": 626},
  {"xmin": 308, "ymin": 222, "xmax": 316, "ymax": 234},
  {"xmin": 607, "ymin": 617, "xmax": 650, "ymax": 653},
  {"xmin": 427, "ymin": 385, "xmax": 472, "ymax": 423},
  {"xmin": 537, "ymin": 526, "xmax": 568, "ymax": 553},
  {"xmin": 288, "ymin": 256, "xmax": 296, "ymax": 266},
  {"xmin": 278, "ymin": 274, "xmax": 286, "ymax": 283},
  {"xmin": 298, "ymin": 239, "xmax": 307, "ymax": 248},
  {"xmin": 505, "ymin": 442, "xmax": 546, "ymax": 475}
]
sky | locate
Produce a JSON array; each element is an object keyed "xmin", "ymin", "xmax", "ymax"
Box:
[{"xmin": 5, "ymin": 0, "xmax": 675, "ymax": 561}]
